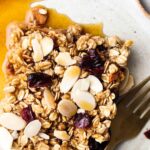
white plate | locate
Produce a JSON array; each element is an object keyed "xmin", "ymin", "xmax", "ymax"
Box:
[{"xmin": 32, "ymin": 0, "xmax": 150, "ymax": 149}]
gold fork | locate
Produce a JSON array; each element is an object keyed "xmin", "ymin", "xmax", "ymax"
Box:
[{"xmin": 106, "ymin": 76, "xmax": 150, "ymax": 150}]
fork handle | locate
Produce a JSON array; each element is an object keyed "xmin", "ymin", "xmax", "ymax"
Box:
[{"xmin": 106, "ymin": 139, "xmax": 121, "ymax": 150}]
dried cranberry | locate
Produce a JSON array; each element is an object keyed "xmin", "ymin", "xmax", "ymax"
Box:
[
  {"xmin": 79, "ymin": 49, "xmax": 104, "ymax": 77},
  {"xmin": 6, "ymin": 62, "xmax": 14, "ymax": 75},
  {"xmin": 28, "ymin": 72, "xmax": 51, "ymax": 88},
  {"xmin": 144, "ymin": 129, "xmax": 150, "ymax": 139},
  {"xmin": 89, "ymin": 137, "xmax": 108, "ymax": 150},
  {"xmin": 21, "ymin": 105, "xmax": 35, "ymax": 123},
  {"xmin": 97, "ymin": 45, "xmax": 106, "ymax": 51},
  {"xmin": 74, "ymin": 113, "xmax": 91, "ymax": 129}
]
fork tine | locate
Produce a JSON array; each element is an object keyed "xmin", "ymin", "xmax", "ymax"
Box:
[
  {"xmin": 127, "ymin": 88, "xmax": 150, "ymax": 109},
  {"xmin": 117, "ymin": 76, "xmax": 150, "ymax": 104},
  {"xmin": 134, "ymin": 97, "xmax": 150, "ymax": 115},
  {"xmin": 140, "ymin": 105, "xmax": 150, "ymax": 119}
]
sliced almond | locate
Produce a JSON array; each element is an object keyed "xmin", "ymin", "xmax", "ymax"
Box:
[
  {"xmin": 0, "ymin": 113, "xmax": 26, "ymax": 130},
  {"xmin": 73, "ymin": 91, "xmax": 96, "ymax": 111},
  {"xmin": 0, "ymin": 127, "xmax": 13, "ymax": 150},
  {"xmin": 40, "ymin": 37, "xmax": 54, "ymax": 57},
  {"xmin": 55, "ymin": 52, "xmax": 76, "ymax": 67},
  {"xmin": 71, "ymin": 78, "xmax": 90, "ymax": 99},
  {"xmin": 24, "ymin": 120, "xmax": 41, "ymax": 138},
  {"xmin": 120, "ymin": 75, "xmax": 134, "ymax": 95},
  {"xmin": 54, "ymin": 130, "xmax": 70, "ymax": 141},
  {"xmin": 58, "ymin": 99, "xmax": 77, "ymax": 117},
  {"xmin": 43, "ymin": 88, "xmax": 56, "ymax": 109},
  {"xmin": 60, "ymin": 66, "xmax": 81, "ymax": 93},
  {"xmin": 87, "ymin": 75, "xmax": 103, "ymax": 95},
  {"xmin": 31, "ymin": 38, "xmax": 43, "ymax": 62}
]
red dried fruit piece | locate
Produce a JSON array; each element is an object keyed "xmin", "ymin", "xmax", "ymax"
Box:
[
  {"xmin": 144, "ymin": 129, "xmax": 150, "ymax": 139},
  {"xmin": 74, "ymin": 113, "xmax": 91, "ymax": 129},
  {"xmin": 21, "ymin": 105, "xmax": 35, "ymax": 123},
  {"xmin": 28, "ymin": 72, "xmax": 52, "ymax": 88},
  {"xmin": 79, "ymin": 49, "xmax": 104, "ymax": 77}
]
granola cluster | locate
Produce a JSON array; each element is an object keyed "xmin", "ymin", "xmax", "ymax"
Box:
[{"xmin": 0, "ymin": 6, "xmax": 132, "ymax": 150}]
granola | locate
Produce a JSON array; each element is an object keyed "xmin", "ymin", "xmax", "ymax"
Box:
[{"xmin": 0, "ymin": 6, "xmax": 133, "ymax": 150}]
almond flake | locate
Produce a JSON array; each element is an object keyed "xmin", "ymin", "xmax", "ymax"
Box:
[
  {"xmin": 0, "ymin": 127, "xmax": 13, "ymax": 150},
  {"xmin": 54, "ymin": 130, "xmax": 70, "ymax": 141},
  {"xmin": 87, "ymin": 75, "xmax": 103, "ymax": 95},
  {"xmin": 60, "ymin": 66, "xmax": 81, "ymax": 93},
  {"xmin": 24, "ymin": 120, "xmax": 41, "ymax": 138},
  {"xmin": 71, "ymin": 78, "xmax": 90, "ymax": 99},
  {"xmin": 31, "ymin": 38, "xmax": 43, "ymax": 62},
  {"xmin": 58, "ymin": 99, "xmax": 77, "ymax": 117},
  {"xmin": 40, "ymin": 37, "xmax": 54, "ymax": 57},
  {"xmin": 73, "ymin": 91, "xmax": 96, "ymax": 111},
  {"xmin": 55, "ymin": 52, "xmax": 76, "ymax": 66},
  {"xmin": 0, "ymin": 113, "xmax": 26, "ymax": 130}
]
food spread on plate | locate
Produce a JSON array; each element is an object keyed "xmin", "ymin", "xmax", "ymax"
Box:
[{"xmin": 0, "ymin": 6, "xmax": 134, "ymax": 150}]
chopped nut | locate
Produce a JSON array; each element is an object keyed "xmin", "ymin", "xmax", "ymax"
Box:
[
  {"xmin": 39, "ymin": 8, "xmax": 47, "ymax": 15},
  {"xmin": 26, "ymin": 7, "xmax": 48, "ymax": 25}
]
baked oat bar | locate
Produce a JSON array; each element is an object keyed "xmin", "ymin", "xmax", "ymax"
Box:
[{"xmin": 0, "ymin": 6, "xmax": 133, "ymax": 150}]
